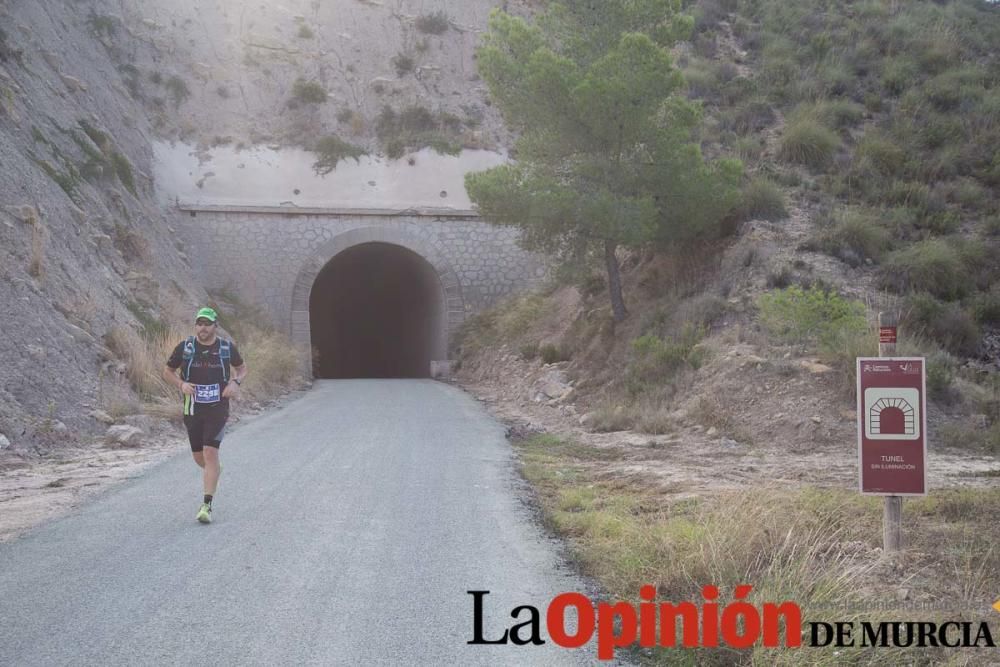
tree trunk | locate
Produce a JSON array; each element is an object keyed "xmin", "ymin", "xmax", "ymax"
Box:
[{"xmin": 604, "ymin": 239, "xmax": 627, "ymax": 323}]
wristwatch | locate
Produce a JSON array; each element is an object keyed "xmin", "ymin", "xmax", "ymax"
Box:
[{"xmin": 233, "ymin": 378, "xmax": 242, "ymax": 386}]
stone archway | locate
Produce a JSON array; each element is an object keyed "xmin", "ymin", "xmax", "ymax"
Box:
[{"xmin": 290, "ymin": 227, "xmax": 465, "ymax": 378}]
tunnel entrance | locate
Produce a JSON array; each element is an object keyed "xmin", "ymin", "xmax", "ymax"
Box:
[{"xmin": 309, "ymin": 242, "xmax": 443, "ymax": 378}]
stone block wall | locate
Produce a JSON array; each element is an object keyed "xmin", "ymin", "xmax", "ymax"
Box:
[{"xmin": 176, "ymin": 207, "xmax": 547, "ymax": 357}]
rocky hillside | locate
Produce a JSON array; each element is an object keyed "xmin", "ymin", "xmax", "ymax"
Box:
[
  {"xmin": 456, "ymin": 0, "xmax": 1000, "ymax": 454},
  {"xmin": 1, "ymin": 1, "xmax": 208, "ymax": 448},
  {"xmin": 0, "ymin": 0, "xmax": 514, "ymax": 451},
  {"xmin": 84, "ymin": 0, "xmax": 513, "ymax": 155}
]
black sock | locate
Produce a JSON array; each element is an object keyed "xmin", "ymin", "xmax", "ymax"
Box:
[{"xmin": 204, "ymin": 494, "xmax": 213, "ymax": 506}]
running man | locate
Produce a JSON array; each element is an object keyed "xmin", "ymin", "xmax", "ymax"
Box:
[{"xmin": 163, "ymin": 307, "xmax": 247, "ymax": 524}]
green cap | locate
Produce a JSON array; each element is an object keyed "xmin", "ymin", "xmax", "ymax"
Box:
[{"xmin": 195, "ymin": 307, "xmax": 218, "ymax": 322}]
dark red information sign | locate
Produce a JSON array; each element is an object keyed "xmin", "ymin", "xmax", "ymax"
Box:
[
  {"xmin": 878, "ymin": 327, "xmax": 897, "ymax": 344},
  {"xmin": 857, "ymin": 358, "xmax": 927, "ymax": 496}
]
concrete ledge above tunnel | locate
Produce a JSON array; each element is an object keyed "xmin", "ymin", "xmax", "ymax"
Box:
[{"xmin": 309, "ymin": 242, "xmax": 445, "ymax": 379}]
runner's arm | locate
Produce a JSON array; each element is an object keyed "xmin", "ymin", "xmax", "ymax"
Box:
[{"xmin": 163, "ymin": 365, "xmax": 194, "ymax": 395}]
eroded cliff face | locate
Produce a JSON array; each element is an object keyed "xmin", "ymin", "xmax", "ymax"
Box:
[
  {"xmin": 0, "ymin": 0, "xmax": 513, "ymax": 448},
  {"xmin": 99, "ymin": 0, "xmax": 509, "ymax": 152},
  {"xmin": 1, "ymin": 1, "xmax": 207, "ymax": 446}
]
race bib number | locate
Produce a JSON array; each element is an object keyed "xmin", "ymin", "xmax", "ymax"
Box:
[{"xmin": 193, "ymin": 383, "xmax": 221, "ymax": 404}]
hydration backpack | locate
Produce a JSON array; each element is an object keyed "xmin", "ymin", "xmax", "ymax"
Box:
[{"xmin": 181, "ymin": 336, "xmax": 232, "ymax": 383}]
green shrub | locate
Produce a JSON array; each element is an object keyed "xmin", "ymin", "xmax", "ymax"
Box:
[
  {"xmin": 125, "ymin": 301, "xmax": 168, "ymax": 340},
  {"xmin": 720, "ymin": 75, "xmax": 756, "ymax": 106},
  {"xmin": 978, "ymin": 89, "xmax": 1000, "ymax": 129},
  {"xmin": 814, "ymin": 208, "xmax": 892, "ymax": 266},
  {"xmin": 626, "ymin": 325, "xmax": 705, "ymax": 394},
  {"xmin": 728, "ymin": 99, "xmax": 774, "ymax": 135},
  {"xmin": 165, "ymin": 76, "xmax": 190, "ymax": 107},
  {"xmin": 881, "ymin": 57, "xmax": 918, "ymax": 95},
  {"xmin": 919, "ymin": 113, "xmax": 966, "ymax": 150},
  {"xmin": 119, "ymin": 64, "xmax": 141, "ymax": 98},
  {"xmin": 987, "ymin": 215, "xmax": 1000, "ymax": 237},
  {"xmin": 879, "ymin": 239, "xmax": 968, "ymax": 300},
  {"xmin": 311, "ymin": 135, "xmax": 366, "ymax": 175},
  {"xmin": 86, "ymin": 12, "xmax": 117, "ymax": 38},
  {"xmin": 297, "ymin": 24, "xmax": 314, "ymax": 39},
  {"xmin": 520, "ymin": 343, "xmax": 539, "ymax": 360},
  {"xmin": 735, "ymin": 136, "xmax": 764, "ymax": 163},
  {"xmin": 815, "ymin": 99, "xmax": 864, "ymax": 130},
  {"xmin": 885, "ymin": 181, "xmax": 931, "ymax": 210},
  {"xmin": 922, "ymin": 67, "xmax": 986, "ymax": 112},
  {"xmin": 951, "ymin": 237, "xmax": 997, "ymax": 290},
  {"xmin": 415, "ymin": 11, "xmax": 450, "ymax": 35},
  {"xmin": 945, "ymin": 177, "xmax": 989, "ymax": 210},
  {"xmin": 854, "ymin": 132, "xmax": 907, "ymax": 179},
  {"xmin": 902, "ymin": 293, "xmax": 979, "ymax": 357},
  {"xmin": 926, "ymin": 350, "xmax": 959, "ymax": 404},
  {"xmin": 683, "ymin": 60, "xmax": 720, "ymax": 100},
  {"xmin": 110, "ymin": 151, "xmax": 136, "ymax": 196},
  {"xmin": 971, "ymin": 287, "xmax": 1000, "ymax": 325},
  {"xmin": 938, "ymin": 422, "xmax": 1000, "ymax": 453},
  {"xmin": 758, "ymin": 285, "xmax": 867, "ymax": 346},
  {"xmin": 759, "ymin": 37, "xmax": 799, "ymax": 98},
  {"xmin": 539, "ymin": 344, "xmax": 570, "ymax": 364},
  {"xmin": 0, "ymin": 28, "xmax": 24, "ymax": 66},
  {"xmin": 811, "ymin": 59, "xmax": 855, "ymax": 99},
  {"xmin": 291, "ymin": 78, "xmax": 327, "ymax": 104},
  {"xmin": 778, "ymin": 115, "xmax": 840, "ymax": 170},
  {"xmin": 392, "ymin": 53, "xmax": 415, "ymax": 76},
  {"xmin": 733, "ymin": 178, "xmax": 787, "ymax": 222},
  {"xmin": 675, "ymin": 294, "xmax": 728, "ymax": 329},
  {"xmin": 375, "ymin": 105, "xmax": 462, "ymax": 158}
]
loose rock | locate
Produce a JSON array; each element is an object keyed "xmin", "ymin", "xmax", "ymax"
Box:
[{"xmin": 105, "ymin": 425, "xmax": 143, "ymax": 447}]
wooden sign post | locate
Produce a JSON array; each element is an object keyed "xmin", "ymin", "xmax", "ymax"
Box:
[
  {"xmin": 858, "ymin": 312, "xmax": 927, "ymax": 554},
  {"xmin": 879, "ymin": 312, "xmax": 902, "ymax": 553}
]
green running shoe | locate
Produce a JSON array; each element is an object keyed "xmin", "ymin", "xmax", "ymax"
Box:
[{"xmin": 196, "ymin": 503, "xmax": 212, "ymax": 524}]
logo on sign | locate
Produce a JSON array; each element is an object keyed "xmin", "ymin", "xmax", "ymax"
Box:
[{"xmin": 863, "ymin": 388, "xmax": 920, "ymax": 440}]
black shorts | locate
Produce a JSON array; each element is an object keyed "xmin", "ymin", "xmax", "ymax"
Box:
[{"xmin": 183, "ymin": 404, "xmax": 229, "ymax": 452}]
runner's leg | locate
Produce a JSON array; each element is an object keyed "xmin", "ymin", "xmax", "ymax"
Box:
[
  {"xmin": 184, "ymin": 414, "xmax": 206, "ymax": 468},
  {"xmin": 203, "ymin": 445, "xmax": 221, "ymax": 496}
]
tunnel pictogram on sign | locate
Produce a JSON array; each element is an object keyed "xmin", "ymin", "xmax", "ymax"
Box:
[{"xmin": 864, "ymin": 388, "xmax": 920, "ymax": 440}]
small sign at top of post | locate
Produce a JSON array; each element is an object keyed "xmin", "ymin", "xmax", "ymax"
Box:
[{"xmin": 879, "ymin": 326, "xmax": 897, "ymax": 344}]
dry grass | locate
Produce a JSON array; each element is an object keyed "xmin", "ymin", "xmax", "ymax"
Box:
[
  {"xmin": 689, "ymin": 394, "xmax": 753, "ymax": 444},
  {"xmin": 104, "ymin": 325, "xmax": 182, "ymax": 402},
  {"xmin": 514, "ymin": 433, "xmax": 1000, "ymax": 664},
  {"xmin": 237, "ymin": 326, "xmax": 303, "ymax": 397},
  {"xmin": 102, "ymin": 313, "xmax": 304, "ymax": 418},
  {"xmin": 28, "ymin": 221, "xmax": 46, "ymax": 279}
]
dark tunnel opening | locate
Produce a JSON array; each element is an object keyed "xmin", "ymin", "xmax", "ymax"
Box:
[{"xmin": 309, "ymin": 242, "xmax": 443, "ymax": 379}]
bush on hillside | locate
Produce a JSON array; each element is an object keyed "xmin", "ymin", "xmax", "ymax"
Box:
[
  {"xmin": 415, "ymin": 11, "xmax": 450, "ymax": 35},
  {"xmin": 758, "ymin": 285, "xmax": 867, "ymax": 346},
  {"xmin": 813, "ymin": 209, "xmax": 892, "ymax": 266},
  {"xmin": 733, "ymin": 178, "xmax": 787, "ymax": 222},
  {"xmin": 778, "ymin": 115, "xmax": 840, "ymax": 170},
  {"xmin": 291, "ymin": 79, "xmax": 327, "ymax": 105},
  {"xmin": 626, "ymin": 325, "xmax": 706, "ymax": 396},
  {"xmin": 902, "ymin": 293, "xmax": 980, "ymax": 357},
  {"xmin": 312, "ymin": 135, "xmax": 366, "ymax": 175},
  {"xmin": 879, "ymin": 239, "xmax": 968, "ymax": 300}
]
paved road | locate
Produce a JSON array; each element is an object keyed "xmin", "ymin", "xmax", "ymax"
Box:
[{"xmin": 0, "ymin": 380, "xmax": 604, "ymax": 666}]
